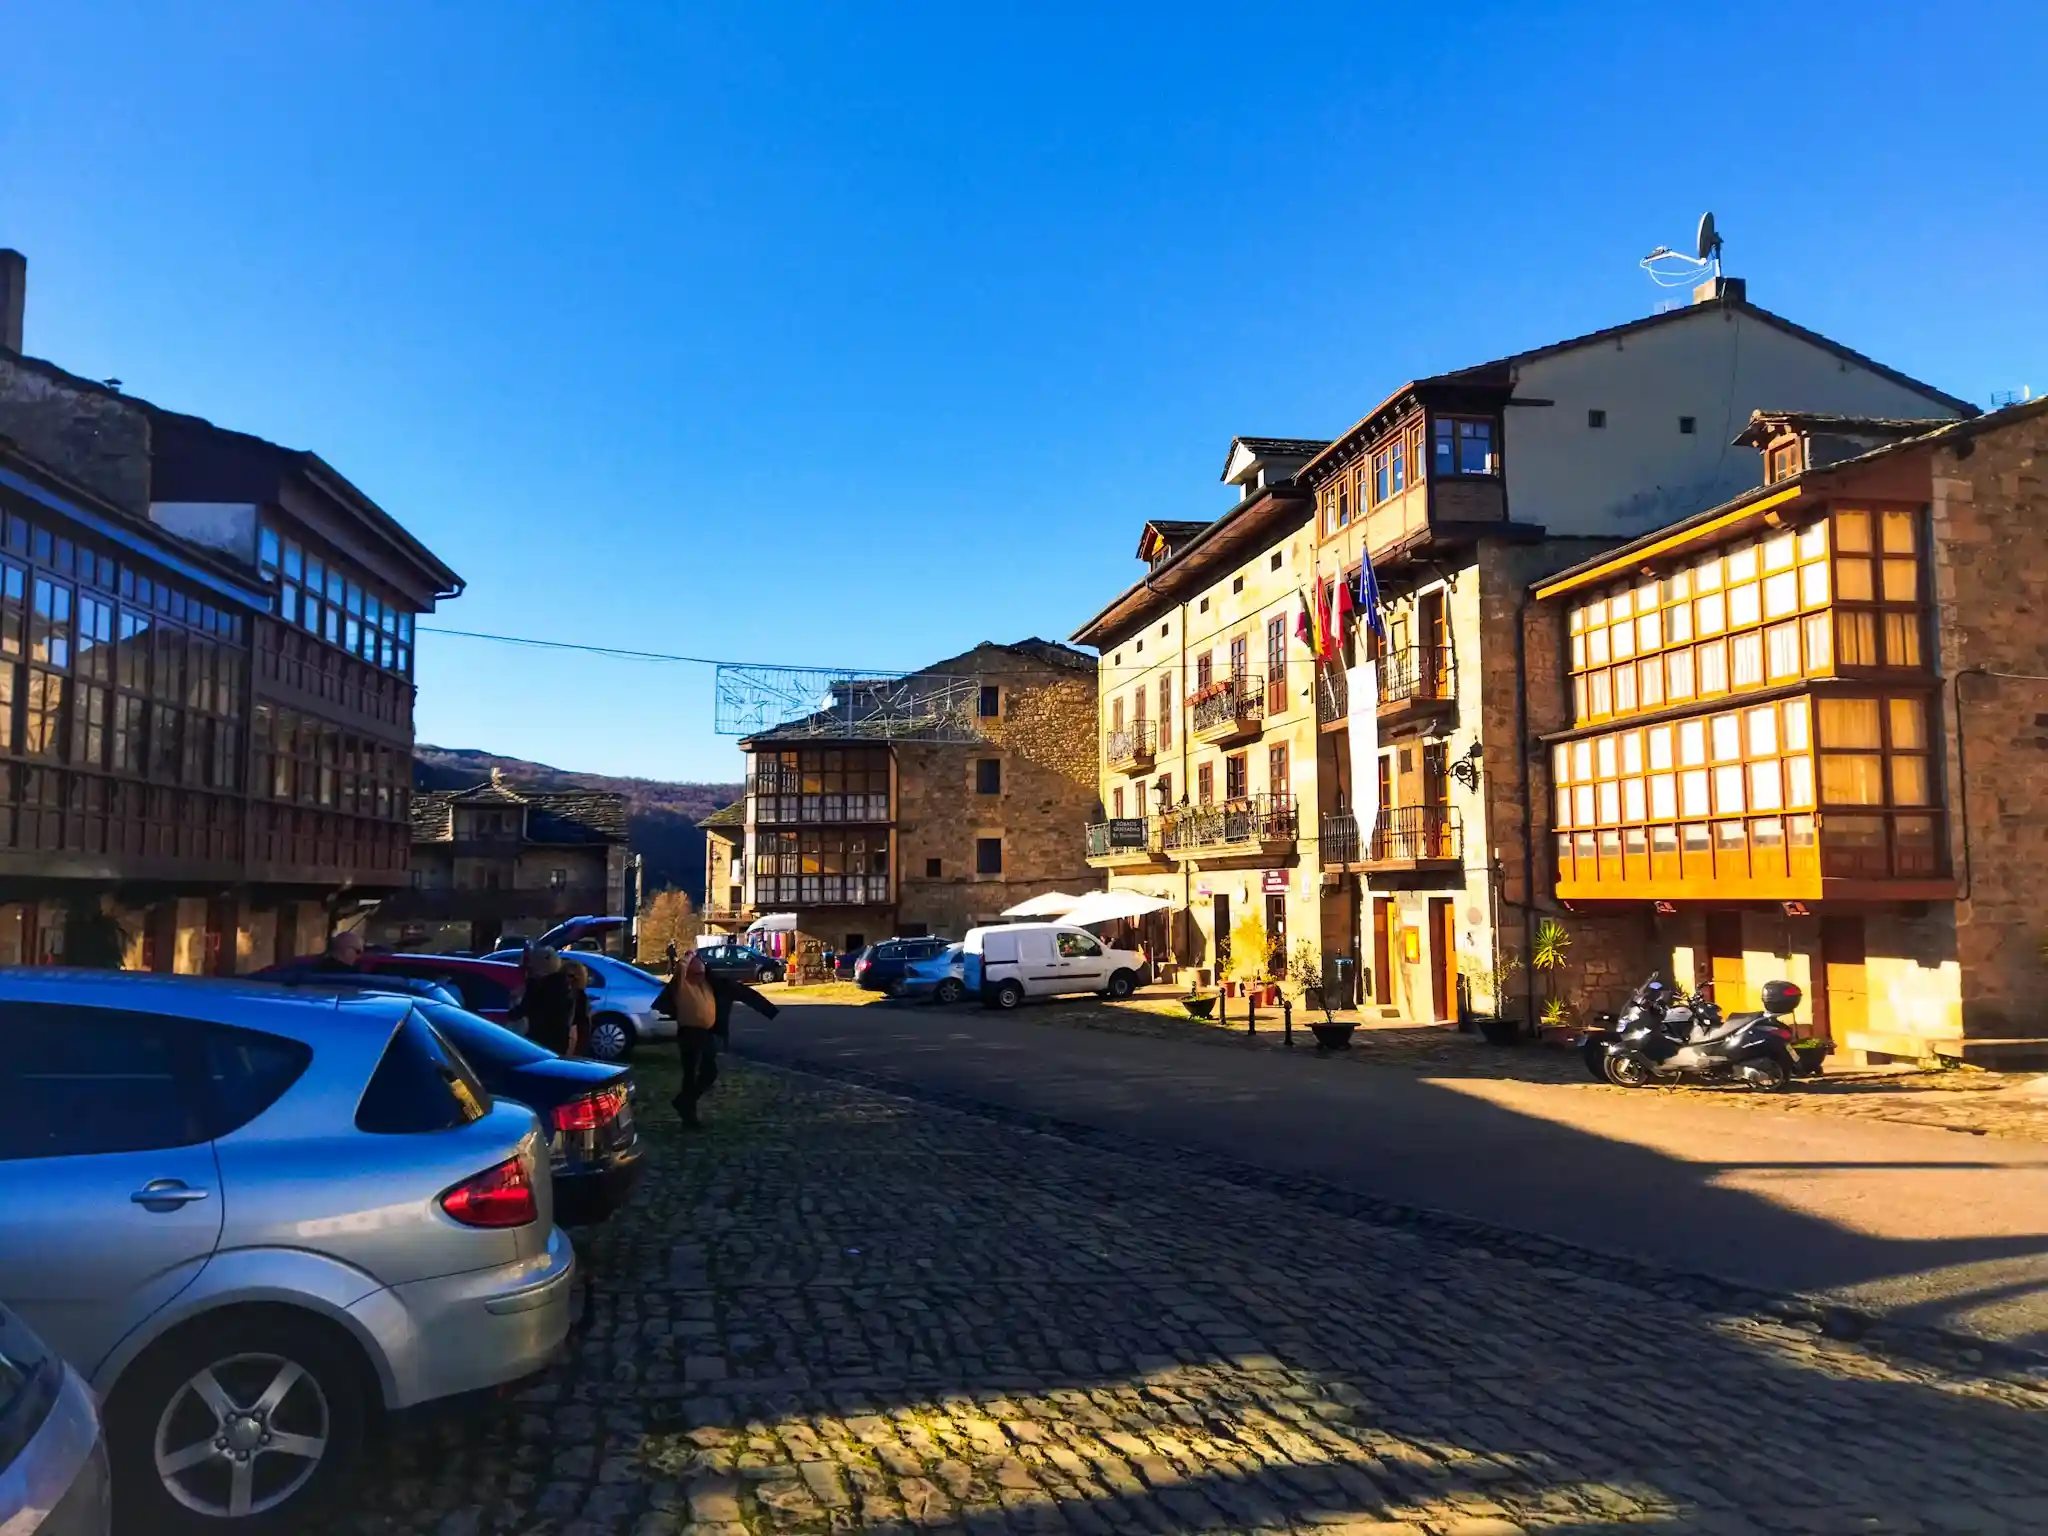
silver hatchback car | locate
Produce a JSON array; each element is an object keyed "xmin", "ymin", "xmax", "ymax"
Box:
[{"xmin": 0, "ymin": 973, "xmax": 576, "ymax": 1533}]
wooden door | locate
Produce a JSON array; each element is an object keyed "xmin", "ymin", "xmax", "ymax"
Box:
[
  {"xmin": 1371, "ymin": 897, "xmax": 1393, "ymax": 1006},
  {"xmin": 1213, "ymin": 893, "xmax": 1231, "ymax": 976},
  {"xmin": 1419, "ymin": 589, "xmax": 1448, "ymax": 697},
  {"xmin": 1819, "ymin": 915, "xmax": 1867, "ymax": 1047},
  {"xmin": 1428, "ymin": 897, "xmax": 1457, "ymax": 1023},
  {"xmin": 1704, "ymin": 910, "xmax": 1745, "ymax": 1012}
]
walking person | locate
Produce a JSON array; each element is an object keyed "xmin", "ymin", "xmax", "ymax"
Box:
[
  {"xmin": 508, "ymin": 946, "xmax": 583, "ymax": 1056},
  {"xmin": 656, "ymin": 949, "xmax": 779, "ymax": 1128}
]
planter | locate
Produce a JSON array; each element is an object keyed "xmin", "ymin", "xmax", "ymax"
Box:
[
  {"xmin": 1791, "ymin": 1041, "xmax": 1831, "ymax": 1078},
  {"xmin": 1474, "ymin": 1016, "xmax": 1523, "ymax": 1047},
  {"xmin": 1182, "ymin": 995, "xmax": 1218, "ymax": 1019},
  {"xmin": 1309, "ymin": 1021, "xmax": 1355, "ymax": 1052}
]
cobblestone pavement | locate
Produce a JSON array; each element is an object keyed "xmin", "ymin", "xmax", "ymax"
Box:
[
  {"xmin": 311, "ymin": 1058, "xmax": 2048, "ymax": 1536},
  {"xmin": 1023, "ymin": 997, "xmax": 2048, "ymax": 1145}
]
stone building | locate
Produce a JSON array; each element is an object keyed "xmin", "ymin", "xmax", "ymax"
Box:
[
  {"xmin": 1074, "ymin": 278, "xmax": 1974, "ymax": 1016},
  {"xmin": 370, "ymin": 770, "xmax": 632, "ymax": 954},
  {"xmin": 0, "ymin": 248, "xmax": 462, "ymax": 970},
  {"xmin": 738, "ymin": 640, "xmax": 1099, "ymax": 951},
  {"xmin": 697, "ymin": 800, "xmax": 747, "ymax": 936},
  {"xmin": 1525, "ymin": 397, "xmax": 2048, "ymax": 1065}
]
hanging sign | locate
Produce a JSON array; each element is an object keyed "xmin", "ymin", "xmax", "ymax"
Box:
[{"xmin": 1261, "ymin": 869, "xmax": 1288, "ymax": 894}]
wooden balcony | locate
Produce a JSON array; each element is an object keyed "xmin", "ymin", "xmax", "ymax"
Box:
[
  {"xmin": 1553, "ymin": 811, "xmax": 1954, "ymax": 905},
  {"xmin": 1163, "ymin": 794, "xmax": 1299, "ymax": 866},
  {"xmin": 1320, "ymin": 806, "xmax": 1463, "ymax": 881},
  {"xmin": 1106, "ymin": 722, "xmax": 1157, "ymax": 775},
  {"xmin": 1085, "ymin": 817, "xmax": 1169, "ymax": 870},
  {"xmin": 1190, "ymin": 674, "xmax": 1266, "ymax": 745},
  {"xmin": 1376, "ymin": 647, "xmax": 1456, "ymax": 734},
  {"xmin": 748, "ymin": 789, "xmax": 893, "ymax": 825}
]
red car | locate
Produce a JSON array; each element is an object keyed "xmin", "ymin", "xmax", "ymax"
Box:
[{"xmin": 254, "ymin": 951, "xmax": 528, "ymax": 1023}]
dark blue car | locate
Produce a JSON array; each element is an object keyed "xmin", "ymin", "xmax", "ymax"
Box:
[{"xmin": 853, "ymin": 936, "xmax": 950, "ymax": 995}]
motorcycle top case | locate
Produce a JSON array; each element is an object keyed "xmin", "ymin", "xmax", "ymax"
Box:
[{"xmin": 1760, "ymin": 980, "xmax": 1803, "ymax": 1016}]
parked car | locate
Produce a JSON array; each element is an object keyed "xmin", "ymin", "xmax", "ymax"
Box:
[
  {"xmin": 898, "ymin": 944, "xmax": 967, "ymax": 1005},
  {"xmin": 0, "ymin": 972, "xmax": 576, "ymax": 1534},
  {"xmin": 253, "ymin": 952, "xmax": 528, "ymax": 1026},
  {"xmin": 485, "ymin": 949, "xmax": 675, "ymax": 1062},
  {"xmin": 253, "ymin": 971, "xmax": 463, "ymax": 1009},
  {"xmin": 833, "ymin": 947, "xmax": 866, "ymax": 982},
  {"xmin": 249, "ymin": 979, "xmax": 644, "ymax": 1227},
  {"xmin": 0, "ymin": 1297, "xmax": 110, "ymax": 1535},
  {"xmin": 854, "ymin": 937, "xmax": 950, "ymax": 996},
  {"xmin": 696, "ymin": 944, "xmax": 784, "ymax": 985},
  {"xmin": 963, "ymin": 923, "xmax": 1145, "ymax": 1008}
]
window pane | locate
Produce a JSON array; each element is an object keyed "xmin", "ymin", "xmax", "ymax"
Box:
[
  {"xmin": 1745, "ymin": 706, "xmax": 1778, "ymax": 757},
  {"xmin": 1698, "ymin": 639, "xmax": 1728, "ymax": 694},
  {"xmin": 1622, "ymin": 777, "xmax": 1646, "ymax": 821},
  {"xmin": 1784, "ymin": 697, "xmax": 1811, "ymax": 750},
  {"xmin": 1667, "ymin": 600, "xmax": 1693, "ymax": 643},
  {"xmin": 1589, "ymin": 670, "xmax": 1611, "ymax": 716},
  {"xmin": 1727, "ymin": 543, "xmax": 1759, "ymax": 582},
  {"xmin": 1595, "ymin": 734, "xmax": 1617, "ymax": 779},
  {"xmin": 1574, "ymin": 785, "xmax": 1595, "ymax": 826},
  {"xmin": 1884, "ymin": 612, "xmax": 1922, "ymax": 668},
  {"xmin": 1553, "ymin": 743, "xmax": 1571, "ymax": 783},
  {"xmin": 1667, "ymin": 647, "xmax": 1695, "ymax": 700},
  {"xmin": 1752, "ymin": 815, "xmax": 1784, "ymax": 850},
  {"xmin": 1728, "ymin": 583, "xmax": 1761, "ymax": 629},
  {"xmin": 1694, "ymin": 554, "xmax": 1722, "ymax": 592},
  {"xmin": 1613, "ymin": 665, "xmax": 1637, "ymax": 712},
  {"xmin": 1882, "ymin": 558, "xmax": 1918, "ymax": 603},
  {"xmin": 1786, "ymin": 753, "xmax": 1814, "ymax": 806},
  {"xmin": 1748, "ymin": 759, "xmax": 1784, "ymax": 811},
  {"xmin": 1638, "ymin": 657, "xmax": 1664, "ymax": 708},
  {"xmin": 1891, "ymin": 754, "xmax": 1931, "ymax": 806},
  {"xmin": 1611, "ymin": 589, "xmax": 1633, "ymax": 620},
  {"xmin": 1837, "ymin": 611, "xmax": 1878, "ymax": 667},
  {"xmin": 1820, "ymin": 753, "xmax": 1885, "ymax": 804},
  {"xmin": 1766, "ymin": 623, "xmax": 1801, "ymax": 680},
  {"xmin": 1611, "ymin": 619, "xmax": 1635, "ymax": 660},
  {"xmin": 1889, "ymin": 697, "xmax": 1927, "ymax": 750},
  {"xmin": 1680, "ymin": 769, "xmax": 1710, "ymax": 816},
  {"xmin": 1819, "ymin": 697, "xmax": 1882, "ymax": 748},
  {"xmin": 1804, "ymin": 612, "xmax": 1833, "ymax": 672},
  {"xmin": 1647, "ymin": 725, "xmax": 1674, "ymax": 771},
  {"xmin": 1572, "ymin": 739, "xmax": 1593, "ymax": 781},
  {"xmin": 1555, "ymin": 787, "xmax": 1573, "ymax": 827},
  {"xmin": 1650, "ymin": 773, "xmax": 1677, "ymax": 818},
  {"xmin": 1763, "ymin": 531, "xmax": 1795, "ymax": 571},
  {"xmin": 1801, "ymin": 560, "xmax": 1830, "ymax": 608},
  {"xmin": 1836, "ymin": 558, "xmax": 1874, "ymax": 602},
  {"xmin": 1570, "ymin": 634, "xmax": 1586, "ymax": 669},
  {"xmin": 1797, "ymin": 520, "xmax": 1828, "ymax": 560},
  {"xmin": 1710, "ymin": 712, "xmax": 1741, "ymax": 761},
  {"xmin": 1714, "ymin": 764, "xmax": 1746, "ymax": 814},
  {"xmin": 1664, "ymin": 570, "xmax": 1692, "ymax": 603},
  {"xmin": 1621, "ymin": 730, "xmax": 1644, "ymax": 775},
  {"xmin": 1731, "ymin": 631, "xmax": 1764, "ymax": 687},
  {"xmin": 1588, "ymin": 627, "xmax": 1610, "ymax": 665},
  {"xmin": 1696, "ymin": 591, "xmax": 1726, "ymax": 635},
  {"xmin": 1636, "ymin": 611, "xmax": 1661, "ymax": 653},
  {"xmin": 1835, "ymin": 508, "xmax": 1872, "ymax": 553},
  {"xmin": 1597, "ymin": 782, "xmax": 1620, "ymax": 824},
  {"xmin": 1881, "ymin": 510, "xmax": 1917, "ymax": 554},
  {"xmin": 1763, "ymin": 570, "xmax": 1798, "ymax": 619},
  {"xmin": 1678, "ymin": 718, "xmax": 1706, "ymax": 766}
]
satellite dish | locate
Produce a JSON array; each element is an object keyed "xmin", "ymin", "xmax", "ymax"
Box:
[{"xmin": 1696, "ymin": 211, "xmax": 1722, "ymax": 263}]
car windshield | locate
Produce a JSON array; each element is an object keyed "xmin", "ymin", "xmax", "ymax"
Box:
[{"xmin": 415, "ymin": 1000, "xmax": 554, "ymax": 1068}]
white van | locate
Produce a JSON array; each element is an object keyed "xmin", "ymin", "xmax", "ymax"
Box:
[{"xmin": 962, "ymin": 922, "xmax": 1147, "ymax": 1009}]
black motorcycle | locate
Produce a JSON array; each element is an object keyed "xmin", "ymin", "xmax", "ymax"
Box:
[{"xmin": 1586, "ymin": 973, "xmax": 1805, "ymax": 1092}]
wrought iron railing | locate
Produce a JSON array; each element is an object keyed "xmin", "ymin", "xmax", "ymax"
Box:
[
  {"xmin": 1315, "ymin": 664, "xmax": 1347, "ymax": 726},
  {"xmin": 1190, "ymin": 674, "xmax": 1266, "ymax": 735},
  {"xmin": 1162, "ymin": 793, "xmax": 1298, "ymax": 851},
  {"xmin": 1321, "ymin": 806, "xmax": 1461, "ymax": 864},
  {"xmin": 1086, "ymin": 818, "xmax": 1158, "ymax": 858},
  {"xmin": 1106, "ymin": 721, "xmax": 1157, "ymax": 766},
  {"xmin": 1379, "ymin": 646, "xmax": 1455, "ymax": 706}
]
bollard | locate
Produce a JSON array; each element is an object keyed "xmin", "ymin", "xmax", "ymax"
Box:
[
  {"xmin": 1246, "ymin": 989, "xmax": 1256, "ymax": 1035},
  {"xmin": 1283, "ymin": 998, "xmax": 1293, "ymax": 1047}
]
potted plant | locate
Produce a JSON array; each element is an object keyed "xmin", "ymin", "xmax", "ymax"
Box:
[
  {"xmin": 1459, "ymin": 947, "xmax": 1524, "ymax": 1046},
  {"xmin": 1790, "ymin": 1032, "xmax": 1832, "ymax": 1077},
  {"xmin": 1182, "ymin": 990, "xmax": 1218, "ymax": 1019},
  {"xmin": 1281, "ymin": 940, "xmax": 1353, "ymax": 1052},
  {"xmin": 1529, "ymin": 918, "xmax": 1574, "ymax": 1043}
]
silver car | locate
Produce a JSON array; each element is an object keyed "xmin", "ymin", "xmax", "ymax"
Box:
[
  {"xmin": 0, "ymin": 1298, "xmax": 110, "ymax": 1535},
  {"xmin": 0, "ymin": 973, "xmax": 576, "ymax": 1533}
]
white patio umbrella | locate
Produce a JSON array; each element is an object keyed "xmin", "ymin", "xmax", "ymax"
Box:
[
  {"xmin": 745, "ymin": 912, "xmax": 799, "ymax": 934},
  {"xmin": 1000, "ymin": 891, "xmax": 1083, "ymax": 919},
  {"xmin": 1061, "ymin": 889, "xmax": 1173, "ymax": 928}
]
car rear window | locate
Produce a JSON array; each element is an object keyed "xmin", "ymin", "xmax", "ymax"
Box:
[
  {"xmin": 203, "ymin": 1025, "xmax": 314, "ymax": 1138},
  {"xmin": 0, "ymin": 1006, "xmax": 207, "ymax": 1160},
  {"xmin": 354, "ymin": 1011, "xmax": 492, "ymax": 1134},
  {"xmin": 416, "ymin": 1001, "xmax": 552, "ymax": 1070}
]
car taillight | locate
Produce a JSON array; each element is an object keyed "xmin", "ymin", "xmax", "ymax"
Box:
[
  {"xmin": 855, "ymin": 958, "xmax": 869, "ymax": 974},
  {"xmin": 440, "ymin": 1156, "xmax": 538, "ymax": 1228},
  {"xmin": 552, "ymin": 1086, "xmax": 626, "ymax": 1134}
]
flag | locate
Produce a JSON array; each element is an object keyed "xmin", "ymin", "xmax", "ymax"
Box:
[
  {"xmin": 1332, "ymin": 572, "xmax": 1356, "ymax": 634},
  {"xmin": 1295, "ymin": 588, "xmax": 1315, "ymax": 655},
  {"xmin": 1315, "ymin": 579, "xmax": 1334, "ymax": 658},
  {"xmin": 1356, "ymin": 557, "xmax": 1386, "ymax": 643}
]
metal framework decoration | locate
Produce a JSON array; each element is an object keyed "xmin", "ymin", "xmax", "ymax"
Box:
[{"xmin": 714, "ymin": 665, "xmax": 986, "ymax": 743}]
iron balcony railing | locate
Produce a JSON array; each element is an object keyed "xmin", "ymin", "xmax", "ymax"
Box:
[
  {"xmin": 1190, "ymin": 673, "xmax": 1266, "ymax": 735},
  {"xmin": 1106, "ymin": 720, "xmax": 1157, "ymax": 767},
  {"xmin": 1162, "ymin": 793, "xmax": 1298, "ymax": 852},
  {"xmin": 1379, "ymin": 646, "xmax": 1455, "ymax": 707},
  {"xmin": 1320, "ymin": 804, "xmax": 1462, "ymax": 865},
  {"xmin": 1086, "ymin": 817, "xmax": 1159, "ymax": 858},
  {"xmin": 1315, "ymin": 663, "xmax": 1348, "ymax": 725}
]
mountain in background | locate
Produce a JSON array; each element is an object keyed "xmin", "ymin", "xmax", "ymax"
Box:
[{"xmin": 413, "ymin": 745, "xmax": 740, "ymax": 902}]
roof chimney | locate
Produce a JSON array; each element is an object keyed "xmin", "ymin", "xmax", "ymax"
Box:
[
  {"xmin": 0, "ymin": 250, "xmax": 23, "ymax": 354},
  {"xmin": 1692, "ymin": 274, "xmax": 1746, "ymax": 307}
]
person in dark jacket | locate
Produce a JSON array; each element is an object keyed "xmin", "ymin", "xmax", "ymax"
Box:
[
  {"xmin": 656, "ymin": 951, "xmax": 778, "ymax": 1127},
  {"xmin": 508, "ymin": 946, "xmax": 584, "ymax": 1056},
  {"xmin": 311, "ymin": 929, "xmax": 365, "ymax": 973}
]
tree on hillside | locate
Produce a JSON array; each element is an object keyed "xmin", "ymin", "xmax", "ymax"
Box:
[{"xmin": 637, "ymin": 887, "xmax": 701, "ymax": 967}]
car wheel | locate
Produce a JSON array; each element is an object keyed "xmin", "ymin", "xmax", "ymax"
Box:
[
  {"xmin": 884, "ymin": 977, "xmax": 905, "ymax": 999},
  {"xmin": 934, "ymin": 978, "xmax": 965, "ymax": 1005},
  {"xmin": 1105, "ymin": 969, "xmax": 1137, "ymax": 999},
  {"xmin": 586, "ymin": 1013, "xmax": 635, "ymax": 1062},
  {"xmin": 992, "ymin": 979, "xmax": 1024, "ymax": 1010},
  {"xmin": 108, "ymin": 1309, "xmax": 369, "ymax": 1535},
  {"xmin": 757, "ymin": 964, "xmax": 780, "ymax": 984}
]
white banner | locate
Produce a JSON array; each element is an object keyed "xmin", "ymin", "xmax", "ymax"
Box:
[{"xmin": 1346, "ymin": 660, "xmax": 1380, "ymax": 840}]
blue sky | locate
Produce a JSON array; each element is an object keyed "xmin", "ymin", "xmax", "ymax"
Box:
[{"xmin": 2, "ymin": 2, "xmax": 2041, "ymax": 781}]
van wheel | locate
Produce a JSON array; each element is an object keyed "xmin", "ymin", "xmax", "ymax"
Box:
[
  {"xmin": 109, "ymin": 1308, "xmax": 370, "ymax": 1535},
  {"xmin": 992, "ymin": 980, "xmax": 1024, "ymax": 1010},
  {"xmin": 1105, "ymin": 969, "xmax": 1137, "ymax": 999}
]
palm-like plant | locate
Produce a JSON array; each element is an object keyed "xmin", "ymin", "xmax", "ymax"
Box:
[{"xmin": 1532, "ymin": 918, "xmax": 1573, "ymax": 1030}]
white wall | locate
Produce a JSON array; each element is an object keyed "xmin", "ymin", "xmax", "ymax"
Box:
[{"xmin": 1509, "ymin": 305, "xmax": 1966, "ymax": 539}]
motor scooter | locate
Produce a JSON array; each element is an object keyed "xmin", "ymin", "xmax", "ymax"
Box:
[
  {"xmin": 1600, "ymin": 977, "xmax": 1805, "ymax": 1091},
  {"xmin": 1578, "ymin": 973, "xmax": 1689, "ymax": 1081}
]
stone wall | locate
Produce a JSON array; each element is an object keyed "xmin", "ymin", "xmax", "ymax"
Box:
[
  {"xmin": 0, "ymin": 355, "xmax": 152, "ymax": 514},
  {"xmin": 1930, "ymin": 406, "xmax": 2048, "ymax": 1041}
]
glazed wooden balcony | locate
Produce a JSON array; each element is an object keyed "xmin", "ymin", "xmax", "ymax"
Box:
[
  {"xmin": 1553, "ymin": 811, "xmax": 1952, "ymax": 905},
  {"xmin": 1190, "ymin": 674, "xmax": 1266, "ymax": 745},
  {"xmin": 1106, "ymin": 721, "xmax": 1157, "ymax": 775}
]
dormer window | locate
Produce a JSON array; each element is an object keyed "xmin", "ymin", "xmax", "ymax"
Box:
[
  {"xmin": 1767, "ymin": 440, "xmax": 1802, "ymax": 485},
  {"xmin": 1433, "ymin": 417, "xmax": 1498, "ymax": 478}
]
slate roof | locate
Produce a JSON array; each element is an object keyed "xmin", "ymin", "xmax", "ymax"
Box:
[
  {"xmin": 411, "ymin": 779, "xmax": 630, "ymax": 846},
  {"xmin": 698, "ymin": 801, "xmax": 745, "ymax": 831},
  {"xmin": 1732, "ymin": 410, "xmax": 1953, "ymax": 447}
]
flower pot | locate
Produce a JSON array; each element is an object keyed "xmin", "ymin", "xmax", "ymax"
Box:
[
  {"xmin": 1182, "ymin": 995, "xmax": 1217, "ymax": 1019},
  {"xmin": 1791, "ymin": 1041, "xmax": 1831, "ymax": 1077},
  {"xmin": 1309, "ymin": 1021, "xmax": 1355, "ymax": 1052},
  {"xmin": 1475, "ymin": 1016, "xmax": 1522, "ymax": 1047}
]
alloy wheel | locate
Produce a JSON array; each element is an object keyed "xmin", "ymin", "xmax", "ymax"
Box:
[
  {"xmin": 153, "ymin": 1353, "xmax": 330, "ymax": 1520},
  {"xmin": 1739, "ymin": 1057, "xmax": 1792, "ymax": 1092},
  {"xmin": 587, "ymin": 1016, "xmax": 632, "ymax": 1060},
  {"xmin": 1605, "ymin": 1052, "xmax": 1653, "ymax": 1088}
]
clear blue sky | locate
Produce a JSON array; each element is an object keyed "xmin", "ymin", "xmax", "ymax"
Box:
[{"xmin": 3, "ymin": 2, "xmax": 2041, "ymax": 782}]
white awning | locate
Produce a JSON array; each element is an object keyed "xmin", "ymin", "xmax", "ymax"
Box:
[
  {"xmin": 745, "ymin": 912, "xmax": 799, "ymax": 934},
  {"xmin": 1062, "ymin": 889, "xmax": 1173, "ymax": 927},
  {"xmin": 1000, "ymin": 891, "xmax": 1083, "ymax": 918}
]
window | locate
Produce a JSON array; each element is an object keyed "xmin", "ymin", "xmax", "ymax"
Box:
[
  {"xmin": 24, "ymin": 669, "xmax": 64, "ymax": 756},
  {"xmin": 1588, "ymin": 409, "xmax": 1606, "ymax": 429},
  {"xmin": 978, "ymin": 685, "xmax": 1000, "ymax": 718},
  {"xmin": 1679, "ymin": 416, "xmax": 1697, "ymax": 435},
  {"xmin": 1266, "ymin": 615, "xmax": 1287, "ymax": 711},
  {"xmin": 548, "ymin": 868, "xmax": 568, "ymax": 890},
  {"xmin": 1157, "ymin": 677, "xmax": 1172, "ymax": 749},
  {"xmin": 1433, "ymin": 417, "xmax": 1496, "ymax": 476},
  {"xmin": 1231, "ymin": 575, "xmax": 1245, "ymax": 595},
  {"xmin": 975, "ymin": 837, "xmax": 1003, "ymax": 875},
  {"xmin": 1229, "ymin": 635, "xmax": 1248, "ymax": 678},
  {"xmin": 354, "ymin": 1013, "xmax": 489, "ymax": 1134},
  {"xmin": 203, "ymin": 1026, "xmax": 314, "ymax": 1139},
  {"xmin": 1268, "ymin": 742, "xmax": 1289, "ymax": 797},
  {"xmin": 1195, "ymin": 653, "xmax": 1212, "ymax": 689},
  {"xmin": 975, "ymin": 758, "xmax": 1001, "ymax": 795},
  {"xmin": 1225, "ymin": 753, "xmax": 1247, "ymax": 801},
  {"xmin": 1112, "ymin": 787, "xmax": 1125, "ymax": 818},
  {"xmin": 0, "ymin": 1009, "xmax": 207, "ymax": 1160},
  {"xmin": 1055, "ymin": 931, "xmax": 1102, "ymax": 959},
  {"xmin": 925, "ymin": 857, "xmax": 942, "ymax": 878},
  {"xmin": 1197, "ymin": 764, "xmax": 1214, "ymax": 804},
  {"xmin": 1269, "ymin": 551, "xmax": 1283, "ymax": 571}
]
